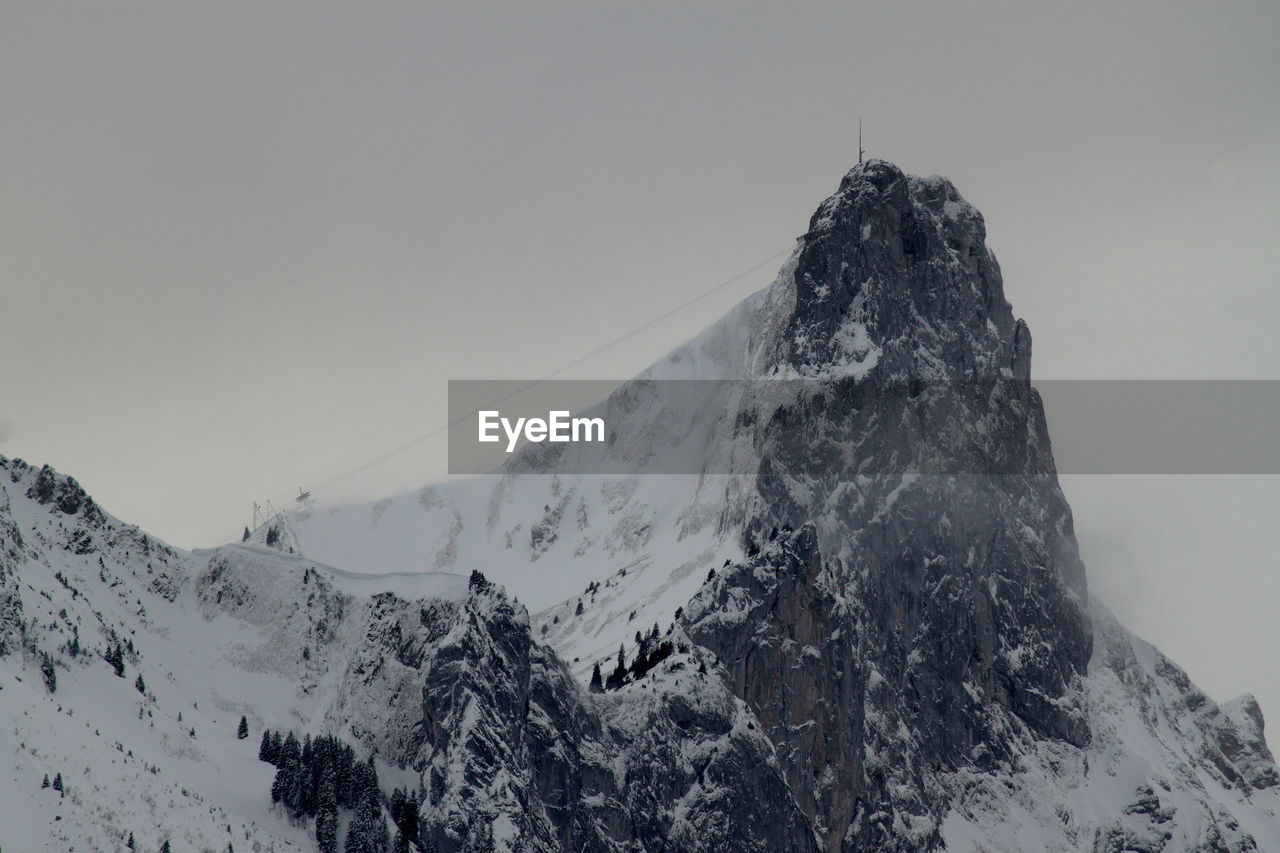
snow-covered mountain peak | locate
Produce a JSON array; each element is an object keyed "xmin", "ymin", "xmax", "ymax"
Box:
[
  {"xmin": 775, "ymin": 158, "xmax": 1028, "ymax": 383},
  {"xmin": 6, "ymin": 161, "xmax": 1277, "ymax": 851},
  {"xmin": 635, "ymin": 159, "xmax": 1022, "ymax": 388},
  {"xmin": 264, "ymin": 162, "xmax": 1062, "ymax": 693}
]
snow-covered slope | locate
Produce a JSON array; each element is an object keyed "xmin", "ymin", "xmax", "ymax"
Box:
[
  {"xmin": 940, "ymin": 600, "xmax": 1280, "ymax": 852},
  {"xmin": 273, "ymin": 241, "xmax": 800, "ymax": 679},
  {"xmin": 1, "ymin": 461, "xmax": 308, "ymax": 851},
  {"xmin": 278, "ymin": 471, "xmax": 727, "ymax": 674},
  {"xmin": 0, "ymin": 457, "xmax": 491, "ymax": 850}
]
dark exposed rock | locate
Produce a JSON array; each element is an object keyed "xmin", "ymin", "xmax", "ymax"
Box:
[
  {"xmin": 406, "ymin": 579, "xmax": 819, "ymax": 853},
  {"xmin": 664, "ymin": 161, "xmax": 1096, "ymax": 849}
]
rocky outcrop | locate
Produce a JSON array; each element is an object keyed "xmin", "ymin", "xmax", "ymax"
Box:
[
  {"xmin": 677, "ymin": 161, "xmax": 1094, "ymax": 849},
  {"xmin": 400, "ymin": 572, "xmax": 819, "ymax": 852},
  {"xmin": 192, "ymin": 540, "xmax": 818, "ymax": 851},
  {"xmin": 783, "ymin": 160, "xmax": 1025, "ymax": 382}
]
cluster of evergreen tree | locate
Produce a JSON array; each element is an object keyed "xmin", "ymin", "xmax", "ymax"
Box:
[
  {"xmin": 259, "ymin": 728, "xmax": 420, "ymax": 852},
  {"xmin": 387, "ymin": 788, "xmax": 419, "ymax": 851},
  {"xmin": 40, "ymin": 652, "xmax": 57, "ymax": 693},
  {"xmin": 104, "ymin": 641, "xmax": 126, "ymax": 678},
  {"xmin": 594, "ymin": 623, "xmax": 677, "ymax": 692}
]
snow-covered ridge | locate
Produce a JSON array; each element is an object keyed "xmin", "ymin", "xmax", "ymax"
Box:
[
  {"xmin": 941, "ymin": 599, "xmax": 1280, "ymax": 852},
  {"xmin": 0, "ymin": 456, "xmax": 476, "ymax": 851},
  {"xmin": 199, "ymin": 543, "xmax": 470, "ymax": 603}
]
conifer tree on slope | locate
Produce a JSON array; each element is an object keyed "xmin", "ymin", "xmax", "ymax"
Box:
[
  {"xmin": 589, "ymin": 661, "xmax": 604, "ymax": 693},
  {"xmin": 258, "ymin": 729, "xmax": 274, "ymax": 762},
  {"xmin": 315, "ymin": 772, "xmax": 339, "ymax": 853},
  {"xmin": 344, "ymin": 787, "xmax": 389, "ymax": 853}
]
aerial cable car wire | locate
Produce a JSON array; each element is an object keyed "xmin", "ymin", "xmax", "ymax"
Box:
[{"xmin": 265, "ymin": 245, "xmax": 793, "ymax": 513}]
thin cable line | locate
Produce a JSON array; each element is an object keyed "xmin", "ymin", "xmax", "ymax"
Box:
[{"xmin": 297, "ymin": 246, "xmax": 792, "ymax": 497}]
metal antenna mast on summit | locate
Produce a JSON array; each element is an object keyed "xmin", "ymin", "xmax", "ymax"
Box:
[{"xmin": 859, "ymin": 119, "xmax": 864, "ymax": 164}]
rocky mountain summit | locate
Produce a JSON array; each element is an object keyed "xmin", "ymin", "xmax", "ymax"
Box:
[{"xmin": 2, "ymin": 161, "xmax": 1276, "ymax": 851}]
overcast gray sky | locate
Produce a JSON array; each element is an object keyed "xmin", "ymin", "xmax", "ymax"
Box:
[{"xmin": 2, "ymin": 3, "xmax": 1277, "ymax": 718}]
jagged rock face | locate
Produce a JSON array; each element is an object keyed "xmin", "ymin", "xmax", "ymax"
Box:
[
  {"xmin": 735, "ymin": 469, "xmax": 1094, "ymax": 850},
  {"xmin": 196, "ymin": 538, "xmax": 820, "ymax": 851},
  {"xmin": 783, "ymin": 159, "xmax": 1028, "ymax": 382},
  {"xmin": 678, "ymin": 162, "xmax": 1097, "ymax": 850},
  {"xmin": 687, "ymin": 517, "xmax": 1092, "ymax": 851},
  {"xmin": 407, "ymin": 573, "xmax": 819, "ymax": 852},
  {"xmin": 0, "ymin": 475, "xmax": 27, "ymax": 655},
  {"xmin": 684, "ymin": 529, "xmax": 866, "ymax": 845}
]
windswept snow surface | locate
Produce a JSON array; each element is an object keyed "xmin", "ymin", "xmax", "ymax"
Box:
[
  {"xmin": 936, "ymin": 601, "xmax": 1280, "ymax": 852},
  {"xmin": 277, "ymin": 250, "xmax": 809, "ymax": 676},
  {"xmin": 939, "ymin": 600, "xmax": 1280, "ymax": 851}
]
